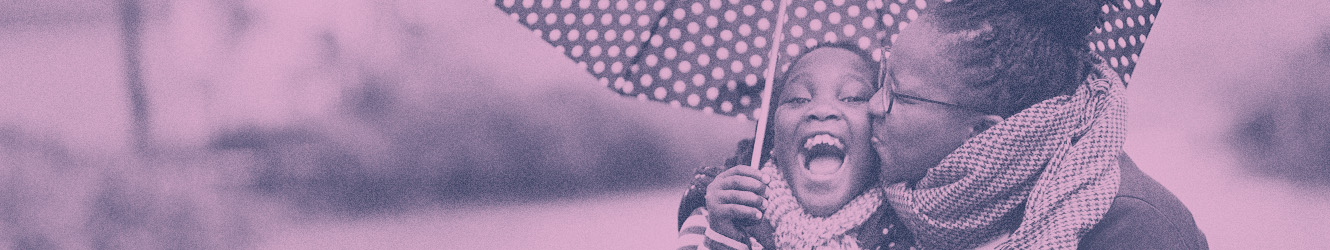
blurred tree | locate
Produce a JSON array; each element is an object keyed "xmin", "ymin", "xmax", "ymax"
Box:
[{"xmin": 1232, "ymin": 31, "xmax": 1330, "ymax": 186}]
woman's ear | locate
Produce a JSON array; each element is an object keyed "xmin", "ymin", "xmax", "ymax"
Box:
[{"xmin": 967, "ymin": 114, "xmax": 1005, "ymax": 138}]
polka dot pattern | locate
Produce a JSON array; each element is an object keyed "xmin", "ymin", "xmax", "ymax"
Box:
[
  {"xmin": 1087, "ymin": 0, "xmax": 1161, "ymax": 86},
  {"xmin": 501, "ymin": 0, "xmax": 787, "ymax": 118},
  {"xmin": 771, "ymin": 0, "xmax": 900, "ymax": 88},
  {"xmin": 500, "ymin": 0, "xmax": 904, "ymax": 118},
  {"xmin": 619, "ymin": 0, "xmax": 794, "ymax": 118},
  {"xmin": 502, "ymin": 0, "xmax": 1157, "ymax": 118}
]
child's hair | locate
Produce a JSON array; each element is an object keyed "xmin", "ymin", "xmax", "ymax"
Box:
[{"xmin": 774, "ymin": 43, "xmax": 883, "ymax": 95}]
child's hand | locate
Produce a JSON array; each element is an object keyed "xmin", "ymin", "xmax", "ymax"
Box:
[{"xmin": 705, "ymin": 164, "xmax": 768, "ymax": 241}]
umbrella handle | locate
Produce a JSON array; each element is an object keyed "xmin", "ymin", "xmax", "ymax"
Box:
[
  {"xmin": 749, "ymin": 0, "xmax": 793, "ymax": 170},
  {"xmin": 740, "ymin": 0, "xmax": 790, "ymax": 248}
]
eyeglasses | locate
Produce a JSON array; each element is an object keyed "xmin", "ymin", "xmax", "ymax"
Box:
[{"xmin": 882, "ymin": 85, "xmax": 998, "ymax": 115}]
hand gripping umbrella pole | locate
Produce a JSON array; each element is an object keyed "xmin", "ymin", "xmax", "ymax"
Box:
[{"xmin": 749, "ymin": 0, "xmax": 792, "ymax": 169}]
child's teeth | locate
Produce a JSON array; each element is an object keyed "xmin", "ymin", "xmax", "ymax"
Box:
[{"xmin": 803, "ymin": 134, "xmax": 844, "ymax": 150}]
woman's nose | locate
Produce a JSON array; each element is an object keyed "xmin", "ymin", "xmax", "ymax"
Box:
[{"xmin": 868, "ymin": 89, "xmax": 888, "ymax": 117}]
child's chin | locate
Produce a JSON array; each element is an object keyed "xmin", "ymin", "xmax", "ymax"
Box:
[
  {"xmin": 793, "ymin": 179, "xmax": 854, "ymax": 200},
  {"xmin": 797, "ymin": 194, "xmax": 856, "ymax": 217}
]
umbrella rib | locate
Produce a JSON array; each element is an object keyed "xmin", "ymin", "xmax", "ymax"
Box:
[
  {"xmin": 620, "ymin": 0, "xmax": 684, "ymax": 82},
  {"xmin": 749, "ymin": 0, "xmax": 793, "ymax": 168}
]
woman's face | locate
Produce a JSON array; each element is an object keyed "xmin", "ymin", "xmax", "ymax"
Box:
[
  {"xmin": 771, "ymin": 47, "xmax": 879, "ymax": 217},
  {"xmin": 869, "ymin": 16, "xmax": 985, "ymax": 185}
]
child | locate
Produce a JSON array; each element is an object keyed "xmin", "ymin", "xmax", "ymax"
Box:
[{"xmin": 678, "ymin": 45, "xmax": 892, "ymax": 250}]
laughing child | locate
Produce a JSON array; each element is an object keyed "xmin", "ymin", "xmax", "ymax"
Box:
[{"xmin": 678, "ymin": 44, "xmax": 892, "ymax": 249}]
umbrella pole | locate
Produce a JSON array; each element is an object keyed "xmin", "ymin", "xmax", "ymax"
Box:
[{"xmin": 750, "ymin": 0, "xmax": 793, "ymax": 169}]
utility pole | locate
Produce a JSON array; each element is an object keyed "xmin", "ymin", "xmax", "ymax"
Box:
[{"xmin": 120, "ymin": 0, "xmax": 152, "ymax": 157}]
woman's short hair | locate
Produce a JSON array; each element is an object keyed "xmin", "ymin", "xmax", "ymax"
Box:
[{"xmin": 928, "ymin": 0, "xmax": 1113, "ymax": 117}]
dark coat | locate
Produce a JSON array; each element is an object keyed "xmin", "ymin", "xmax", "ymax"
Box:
[
  {"xmin": 676, "ymin": 155, "xmax": 1209, "ymax": 249},
  {"xmin": 1078, "ymin": 155, "xmax": 1209, "ymax": 249}
]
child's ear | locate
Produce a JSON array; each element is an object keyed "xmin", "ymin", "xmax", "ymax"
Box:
[{"xmin": 967, "ymin": 114, "xmax": 1004, "ymax": 138}]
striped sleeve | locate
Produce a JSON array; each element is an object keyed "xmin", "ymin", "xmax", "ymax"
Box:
[
  {"xmin": 677, "ymin": 207, "xmax": 709, "ymax": 250},
  {"xmin": 677, "ymin": 206, "xmax": 752, "ymax": 250}
]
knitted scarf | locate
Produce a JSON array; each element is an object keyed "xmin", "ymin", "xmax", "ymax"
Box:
[
  {"xmin": 884, "ymin": 62, "xmax": 1128, "ymax": 250},
  {"xmin": 759, "ymin": 161, "xmax": 886, "ymax": 249}
]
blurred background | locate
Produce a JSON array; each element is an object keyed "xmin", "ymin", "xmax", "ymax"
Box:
[{"xmin": 1, "ymin": 0, "xmax": 1327, "ymax": 249}]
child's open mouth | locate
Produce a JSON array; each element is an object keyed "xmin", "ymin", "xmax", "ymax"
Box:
[{"xmin": 801, "ymin": 133, "xmax": 847, "ymax": 175}]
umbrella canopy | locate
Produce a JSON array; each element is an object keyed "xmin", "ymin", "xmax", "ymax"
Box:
[
  {"xmin": 494, "ymin": 0, "xmax": 1159, "ymax": 169},
  {"xmin": 496, "ymin": 0, "xmax": 911, "ymax": 121},
  {"xmin": 495, "ymin": 0, "xmax": 1160, "ymax": 117},
  {"xmin": 1089, "ymin": 0, "xmax": 1161, "ymax": 84}
]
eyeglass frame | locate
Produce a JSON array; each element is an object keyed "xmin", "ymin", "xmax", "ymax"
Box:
[
  {"xmin": 877, "ymin": 63, "xmax": 1001, "ymax": 116},
  {"xmin": 882, "ymin": 91, "xmax": 1001, "ymax": 115}
]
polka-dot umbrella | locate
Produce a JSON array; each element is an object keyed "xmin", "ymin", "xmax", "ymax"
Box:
[
  {"xmin": 1090, "ymin": 0, "xmax": 1162, "ymax": 85},
  {"xmin": 496, "ymin": 0, "xmax": 1160, "ymax": 117},
  {"xmin": 495, "ymin": 0, "xmax": 1160, "ymax": 182}
]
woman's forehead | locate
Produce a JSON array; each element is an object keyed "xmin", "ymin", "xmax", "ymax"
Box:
[
  {"xmin": 893, "ymin": 16, "xmax": 979, "ymax": 70},
  {"xmin": 885, "ymin": 61, "xmax": 972, "ymax": 104}
]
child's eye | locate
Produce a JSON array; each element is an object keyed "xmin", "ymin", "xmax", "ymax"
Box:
[{"xmin": 783, "ymin": 98, "xmax": 810, "ymax": 105}]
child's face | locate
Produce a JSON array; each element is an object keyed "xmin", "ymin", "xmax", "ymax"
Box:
[{"xmin": 771, "ymin": 47, "xmax": 879, "ymax": 217}]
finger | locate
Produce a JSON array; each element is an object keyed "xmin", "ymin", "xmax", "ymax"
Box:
[
  {"xmin": 714, "ymin": 166, "xmax": 768, "ymax": 195},
  {"xmin": 709, "ymin": 204, "xmax": 763, "ymax": 221},
  {"xmin": 705, "ymin": 190, "xmax": 763, "ymax": 214},
  {"xmin": 713, "ymin": 175, "xmax": 765, "ymax": 194},
  {"xmin": 711, "ymin": 190, "xmax": 765, "ymax": 209},
  {"xmin": 723, "ymin": 165, "xmax": 768, "ymax": 183}
]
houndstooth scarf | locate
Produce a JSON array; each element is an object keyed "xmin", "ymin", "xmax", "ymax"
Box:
[
  {"xmin": 760, "ymin": 161, "xmax": 886, "ymax": 250},
  {"xmin": 884, "ymin": 62, "xmax": 1127, "ymax": 250}
]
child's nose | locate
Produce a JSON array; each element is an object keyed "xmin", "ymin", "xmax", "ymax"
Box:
[{"xmin": 806, "ymin": 105, "xmax": 842, "ymax": 121}]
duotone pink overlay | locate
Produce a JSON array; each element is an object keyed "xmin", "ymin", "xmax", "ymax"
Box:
[{"xmin": 1, "ymin": 0, "xmax": 1327, "ymax": 249}]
